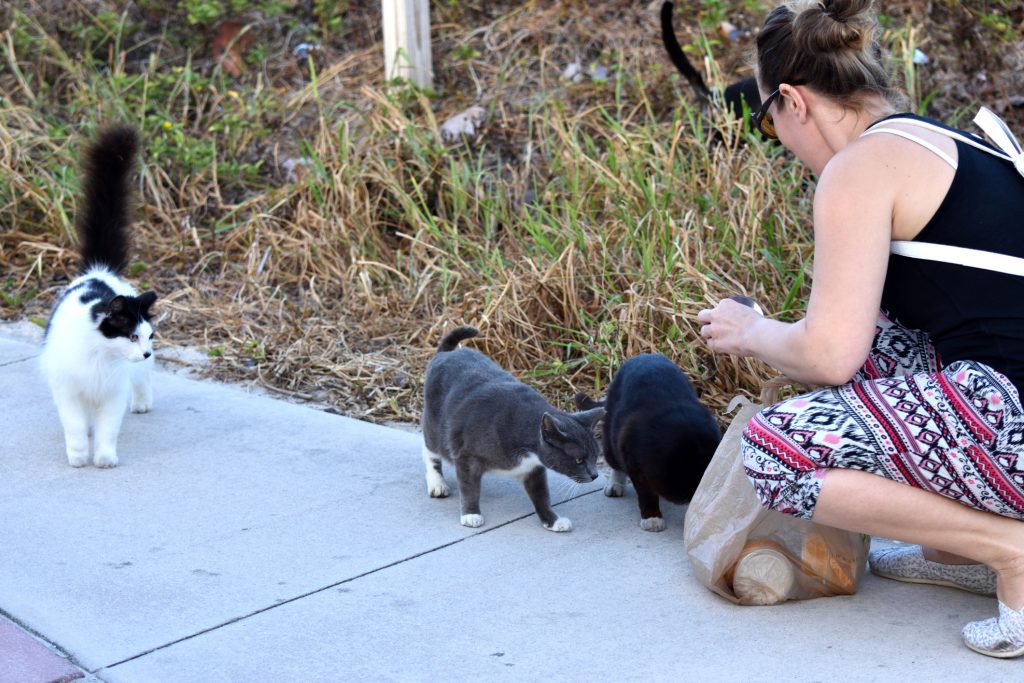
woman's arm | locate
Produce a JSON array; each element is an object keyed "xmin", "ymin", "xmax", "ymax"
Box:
[{"xmin": 697, "ymin": 141, "xmax": 895, "ymax": 385}]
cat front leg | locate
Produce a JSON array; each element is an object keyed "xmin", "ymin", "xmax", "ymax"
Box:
[
  {"xmin": 455, "ymin": 459, "xmax": 485, "ymax": 527},
  {"xmin": 52, "ymin": 391, "xmax": 91, "ymax": 468},
  {"xmin": 603, "ymin": 468, "xmax": 628, "ymax": 497},
  {"xmin": 421, "ymin": 443, "xmax": 450, "ymax": 498},
  {"xmin": 522, "ymin": 466, "xmax": 572, "ymax": 532},
  {"xmin": 631, "ymin": 470, "xmax": 665, "ymax": 532},
  {"xmin": 130, "ymin": 356, "xmax": 154, "ymax": 413},
  {"xmin": 92, "ymin": 395, "xmax": 127, "ymax": 468}
]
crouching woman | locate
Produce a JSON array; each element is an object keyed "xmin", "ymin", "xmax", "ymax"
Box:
[{"xmin": 698, "ymin": 0, "xmax": 1024, "ymax": 658}]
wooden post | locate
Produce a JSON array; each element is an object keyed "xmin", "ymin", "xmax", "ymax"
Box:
[{"xmin": 382, "ymin": 0, "xmax": 433, "ymax": 89}]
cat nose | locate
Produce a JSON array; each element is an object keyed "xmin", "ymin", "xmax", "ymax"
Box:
[{"xmin": 143, "ymin": 351, "xmax": 152, "ymax": 359}]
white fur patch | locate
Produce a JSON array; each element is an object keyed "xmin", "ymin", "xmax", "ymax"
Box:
[
  {"xmin": 604, "ymin": 470, "xmax": 627, "ymax": 497},
  {"xmin": 604, "ymin": 482, "xmax": 624, "ymax": 497},
  {"xmin": 640, "ymin": 516, "xmax": 666, "ymax": 532},
  {"xmin": 461, "ymin": 513, "xmax": 484, "ymax": 528},
  {"xmin": 66, "ymin": 450, "xmax": 90, "ymax": 468},
  {"xmin": 130, "ymin": 356, "xmax": 154, "ymax": 413},
  {"xmin": 421, "ymin": 444, "xmax": 450, "ymax": 498},
  {"xmin": 94, "ymin": 452, "xmax": 120, "ymax": 469},
  {"xmin": 427, "ymin": 482, "xmax": 450, "ymax": 498},
  {"xmin": 545, "ymin": 517, "xmax": 572, "ymax": 532},
  {"xmin": 496, "ymin": 453, "xmax": 542, "ymax": 480}
]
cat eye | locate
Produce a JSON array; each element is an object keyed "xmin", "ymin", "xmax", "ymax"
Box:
[
  {"xmin": 130, "ymin": 334, "xmax": 139, "ymax": 342},
  {"xmin": 575, "ymin": 458, "xmax": 584, "ymax": 465}
]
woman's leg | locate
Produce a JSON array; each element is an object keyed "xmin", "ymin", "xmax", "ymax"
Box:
[
  {"xmin": 743, "ymin": 359, "xmax": 1024, "ymax": 654},
  {"xmin": 854, "ymin": 313, "xmax": 983, "ymax": 564},
  {"xmin": 812, "ymin": 468, "xmax": 1024, "ymax": 609},
  {"xmin": 745, "ymin": 360, "xmax": 1024, "ymax": 517},
  {"xmin": 924, "ymin": 549, "xmax": 977, "ymax": 564},
  {"xmin": 743, "ymin": 358, "xmax": 1024, "ymax": 596}
]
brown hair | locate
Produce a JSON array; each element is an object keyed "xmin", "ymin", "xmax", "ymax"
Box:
[{"xmin": 757, "ymin": 0, "xmax": 905, "ymax": 109}]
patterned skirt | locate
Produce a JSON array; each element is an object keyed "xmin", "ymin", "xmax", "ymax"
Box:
[{"xmin": 741, "ymin": 312, "xmax": 1024, "ymax": 520}]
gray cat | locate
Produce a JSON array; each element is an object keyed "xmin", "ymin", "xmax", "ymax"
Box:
[{"xmin": 421, "ymin": 326, "xmax": 604, "ymax": 532}]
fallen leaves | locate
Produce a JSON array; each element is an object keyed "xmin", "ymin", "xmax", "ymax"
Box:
[{"xmin": 212, "ymin": 20, "xmax": 254, "ymax": 77}]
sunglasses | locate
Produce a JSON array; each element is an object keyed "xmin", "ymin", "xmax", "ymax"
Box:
[{"xmin": 750, "ymin": 88, "xmax": 782, "ymax": 139}]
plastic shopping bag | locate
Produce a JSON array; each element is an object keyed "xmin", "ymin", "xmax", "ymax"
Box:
[{"xmin": 683, "ymin": 379, "xmax": 869, "ymax": 605}]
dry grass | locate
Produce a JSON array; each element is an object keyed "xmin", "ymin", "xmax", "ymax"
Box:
[{"xmin": 1, "ymin": 0, "xmax": 1022, "ymax": 425}]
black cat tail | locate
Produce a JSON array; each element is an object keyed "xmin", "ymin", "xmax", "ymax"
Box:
[
  {"xmin": 660, "ymin": 1, "xmax": 711, "ymax": 101},
  {"xmin": 437, "ymin": 326, "xmax": 480, "ymax": 352},
  {"xmin": 77, "ymin": 125, "xmax": 140, "ymax": 276}
]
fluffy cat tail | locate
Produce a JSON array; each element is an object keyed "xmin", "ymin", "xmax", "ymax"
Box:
[
  {"xmin": 77, "ymin": 125, "xmax": 140, "ymax": 276},
  {"xmin": 437, "ymin": 325, "xmax": 480, "ymax": 352}
]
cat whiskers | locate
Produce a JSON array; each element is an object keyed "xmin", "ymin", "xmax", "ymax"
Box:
[{"xmin": 553, "ymin": 477, "xmax": 587, "ymax": 503}]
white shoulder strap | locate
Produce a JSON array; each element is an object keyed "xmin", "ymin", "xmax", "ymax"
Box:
[
  {"xmin": 884, "ymin": 108, "xmax": 1024, "ymax": 276},
  {"xmin": 890, "ymin": 241, "xmax": 1024, "ymax": 277},
  {"xmin": 974, "ymin": 106, "xmax": 1024, "ymax": 177},
  {"xmin": 862, "ymin": 108, "xmax": 1024, "ymax": 174},
  {"xmin": 860, "ymin": 127, "xmax": 958, "ymax": 169}
]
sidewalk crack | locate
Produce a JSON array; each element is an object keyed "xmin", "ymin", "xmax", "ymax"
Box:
[
  {"xmin": 97, "ymin": 487, "xmax": 601, "ymax": 673},
  {"xmin": 0, "ymin": 354, "xmax": 38, "ymax": 367}
]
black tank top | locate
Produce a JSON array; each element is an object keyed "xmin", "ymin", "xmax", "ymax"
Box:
[{"xmin": 872, "ymin": 113, "xmax": 1024, "ymax": 393}]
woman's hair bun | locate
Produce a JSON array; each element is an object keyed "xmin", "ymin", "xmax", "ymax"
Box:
[
  {"xmin": 821, "ymin": 0, "xmax": 873, "ymax": 22},
  {"xmin": 756, "ymin": 0, "xmax": 902, "ymax": 108},
  {"xmin": 792, "ymin": 0, "xmax": 875, "ymax": 53}
]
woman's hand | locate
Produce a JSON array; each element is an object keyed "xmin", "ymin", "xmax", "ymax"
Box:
[{"xmin": 697, "ymin": 297, "xmax": 764, "ymax": 357}]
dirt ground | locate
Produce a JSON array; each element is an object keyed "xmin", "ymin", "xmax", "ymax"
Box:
[{"xmin": 3, "ymin": 0, "xmax": 1022, "ymax": 423}]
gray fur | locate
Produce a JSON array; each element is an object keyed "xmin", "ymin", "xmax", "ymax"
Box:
[{"xmin": 421, "ymin": 326, "xmax": 604, "ymax": 531}]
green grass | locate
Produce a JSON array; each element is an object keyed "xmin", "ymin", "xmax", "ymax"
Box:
[{"xmin": 0, "ymin": 0, "xmax": 1018, "ymax": 421}]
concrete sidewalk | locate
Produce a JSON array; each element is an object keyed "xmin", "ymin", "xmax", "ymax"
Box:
[{"xmin": 0, "ymin": 328, "xmax": 1018, "ymax": 682}]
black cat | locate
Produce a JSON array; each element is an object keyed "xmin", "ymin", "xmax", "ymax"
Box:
[
  {"xmin": 660, "ymin": 1, "xmax": 761, "ymax": 122},
  {"xmin": 575, "ymin": 353, "xmax": 720, "ymax": 531}
]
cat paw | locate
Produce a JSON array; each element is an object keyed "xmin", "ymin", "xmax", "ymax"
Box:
[
  {"xmin": 544, "ymin": 517, "xmax": 573, "ymax": 532},
  {"xmin": 66, "ymin": 452, "xmax": 90, "ymax": 468},
  {"xmin": 427, "ymin": 481, "xmax": 450, "ymax": 498},
  {"xmin": 131, "ymin": 378, "xmax": 153, "ymax": 413},
  {"xmin": 640, "ymin": 516, "xmax": 666, "ymax": 532},
  {"xmin": 94, "ymin": 452, "xmax": 119, "ymax": 468},
  {"xmin": 603, "ymin": 482, "xmax": 625, "ymax": 497},
  {"xmin": 460, "ymin": 514, "xmax": 484, "ymax": 528}
]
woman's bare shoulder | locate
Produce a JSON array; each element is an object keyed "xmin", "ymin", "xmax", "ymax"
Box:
[
  {"xmin": 816, "ymin": 136, "xmax": 899, "ymax": 205},
  {"xmin": 819, "ymin": 124, "xmax": 957, "ymax": 239},
  {"xmin": 841, "ymin": 122, "xmax": 957, "ymax": 173}
]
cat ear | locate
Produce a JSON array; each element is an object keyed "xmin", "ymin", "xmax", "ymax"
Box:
[
  {"xmin": 541, "ymin": 412, "xmax": 568, "ymax": 446},
  {"xmin": 572, "ymin": 392, "xmax": 604, "ymax": 411},
  {"xmin": 137, "ymin": 291, "xmax": 158, "ymax": 318},
  {"xmin": 571, "ymin": 406, "xmax": 606, "ymax": 428},
  {"xmin": 102, "ymin": 296, "xmax": 132, "ymax": 330},
  {"xmin": 107, "ymin": 295, "xmax": 127, "ymax": 314}
]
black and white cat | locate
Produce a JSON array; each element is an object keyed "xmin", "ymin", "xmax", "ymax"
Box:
[
  {"xmin": 575, "ymin": 353, "xmax": 720, "ymax": 531},
  {"xmin": 39, "ymin": 125, "xmax": 157, "ymax": 468},
  {"xmin": 421, "ymin": 326, "xmax": 604, "ymax": 532}
]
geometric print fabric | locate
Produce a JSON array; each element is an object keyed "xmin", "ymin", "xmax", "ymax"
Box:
[{"xmin": 741, "ymin": 312, "xmax": 1024, "ymax": 520}]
